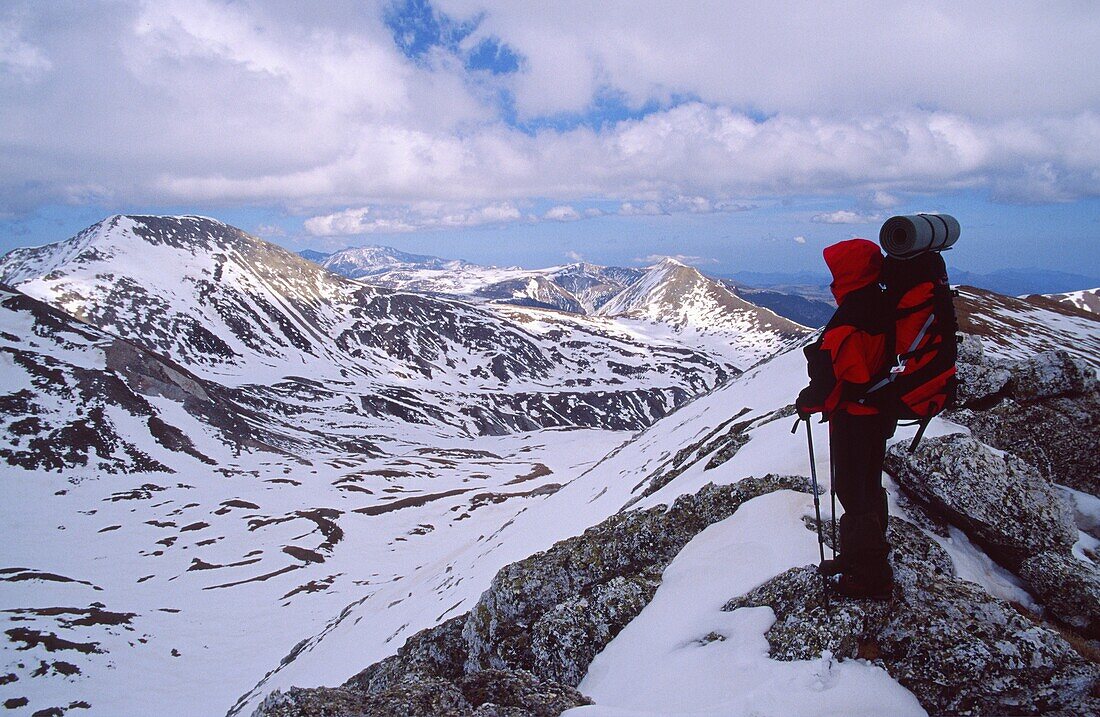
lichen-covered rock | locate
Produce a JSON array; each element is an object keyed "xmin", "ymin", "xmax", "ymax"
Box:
[
  {"xmin": 462, "ymin": 474, "xmax": 814, "ymax": 683},
  {"xmin": 1019, "ymin": 551, "xmax": 1100, "ymax": 639},
  {"xmin": 725, "ymin": 519, "xmax": 1100, "ymax": 716},
  {"xmin": 455, "ymin": 669, "xmax": 593, "ymax": 716},
  {"xmin": 949, "ymin": 396, "xmax": 1100, "ymax": 497},
  {"xmin": 253, "ymin": 670, "xmax": 591, "ymax": 717},
  {"xmin": 949, "ymin": 344, "xmax": 1100, "ymax": 495},
  {"xmin": 346, "ymin": 615, "xmax": 467, "ymax": 694},
  {"xmin": 528, "ymin": 575, "xmax": 658, "ymax": 685},
  {"xmin": 1011, "ymin": 351, "xmax": 1098, "ymax": 402},
  {"xmin": 885, "ymin": 434, "xmax": 1078, "ymax": 569},
  {"xmin": 955, "ymin": 336, "xmax": 1014, "ymax": 407},
  {"xmin": 254, "ymin": 677, "xmax": 468, "ymax": 717}
]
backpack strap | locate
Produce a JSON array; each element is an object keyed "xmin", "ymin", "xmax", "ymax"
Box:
[{"xmin": 860, "ymin": 310, "xmax": 936, "ymax": 399}]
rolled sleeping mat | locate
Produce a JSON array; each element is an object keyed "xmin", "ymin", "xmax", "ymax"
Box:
[{"xmin": 879, "ymin": 214, "xmax": 960, "ymax": 258}]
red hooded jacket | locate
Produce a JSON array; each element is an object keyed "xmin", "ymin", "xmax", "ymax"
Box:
[{"xmin": 797, "ymin": 238, "xmax": 890, "ymax": 417}]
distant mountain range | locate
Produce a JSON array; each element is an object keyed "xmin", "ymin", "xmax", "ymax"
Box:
[
  {"xmin": 725, "ymin": 267, "xmax": 1100, "ymax": 298},
  {"xmin": 302, "ymin": 246, "xmax": 811, "ymax": 361}
]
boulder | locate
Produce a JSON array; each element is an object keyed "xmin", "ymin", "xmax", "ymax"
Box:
[
  {"xmin": 1019, "ymin": 550, "xmax": 1100, "ymax": 639},
  {"xmin": 949, "ymin": 396, "xmax": 1100, "ymax": 497},
  {"xmin": 885, "ymin": 434, "xmax": 1078, "ymax": 569},
  {"xmin": 725, "ymin": 519, "xmax": 1100, "ymax": 716},
  {"xmin": 950, "ymin": 344, "xmax": 1100, "ymax": 495},
  {"xmin": 1012, "ymin": 351, "xmax": 1098, "ymax": 402}
]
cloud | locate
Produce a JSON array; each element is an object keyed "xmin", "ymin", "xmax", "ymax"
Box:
[
  {"xmin": 619, "ymin": 202, "xmax": 665, "ymax": 216},
  {"xmin": 634, "ymin": 253, "xmax": 717, "ymax": 266},
  {"xmin": 866, "ymin": 190, "xmax": 901, "ymax": 209},
  {"xmin": 543, "ymin": 204, "xmax": 580, "ymax": 221},
  {"xmin": 444, "ymin": 2, "xmax": 1100, "ymax": 120},
  {"xmin": 811, "ymin": 210, "xmax": 882, "ymax": 224},
  {"xmin": 565, "ymin": 250, "xmax": 583, "ymax": 261},
  {"xmin": 304, "ymin": 202, "xmax": 523, "ymax": 235},
  {"xmin": 254, "ymin": 223, "xmax": 287, "ymax": 237},
  {"xmin": 0, "ymin": 13, "xmax": 51, "ymax": 81},
  {"xmin": 793, "ymin": 235, "xmax": 807, "ymax": 244},
  {"xmin": 1, "ymin": 1, "xmax": 1100, "ymax": 220}
]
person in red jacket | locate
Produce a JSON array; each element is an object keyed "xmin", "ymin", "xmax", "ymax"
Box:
[{"xmin": 796, "ymin": 238, "xmax": 897, "ymax": 599}]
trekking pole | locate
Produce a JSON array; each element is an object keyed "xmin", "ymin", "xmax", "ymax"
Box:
[
  {"xmin": 793, "ymin": 416, "xmax": 831, "ymax": 610},
  {"xmin": 828, "ymin": 435, "xmax": 838, "ymax": 560},
  {"xmin": 802, "ymin": 417, "xmax": 827, "ymax": 567},
  {"xmin": 792, "ymin": 417, "xmax": 827, "ymax": 563}
]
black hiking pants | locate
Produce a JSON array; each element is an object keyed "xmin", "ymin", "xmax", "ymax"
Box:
[{"xmin": 829, "ymin": 411, "xmax": 897, "ymax": 581}]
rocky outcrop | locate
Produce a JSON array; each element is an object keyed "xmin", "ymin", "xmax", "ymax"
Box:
[
  {"xmin": 725, "ymin": 519, "xmax": 1100, "ymax": 716},
  {"xmin": 1019, "ymin": 551, "xmax": 1100, "ymax": 639},
  {"xmin": 886, "ymin": 431, "xmax": 1100, "ymax": 646},
  {"xmin": 885, "ymin": 434, "xmax": 1078, "ymax": 569},
  {"xmin": 950, "ymin": 340, "xmax": 1099, "ymax": 495},
  {"xmin": 253, "ymin": 476, "xmax": 814, "ymax": 716},
  {"xmin": 462, "ymin": 475, "xmax": 814, "ymax": 683},
  {"xmin": 255, "ymin": 670, "xmax": 591, "ymax": 717}
]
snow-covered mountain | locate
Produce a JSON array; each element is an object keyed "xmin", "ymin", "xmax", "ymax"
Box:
[
  {"xmin": 303, "ymin": 246, "xmax": 806, "ymax": 370},
  {"xmin": 597, "ymin": 258, "xmax": 811, "ymax": 367},
  {"xmin": 956, "ymin": 285, "xmax": 1100, "ymax": 367},
  {"xmin": 313, "ymin": 246, "xmax": 643, "ymax": 315},
  {"xmin": 1038, "ymin": 287, "xmax": 1100, "ymax": 316},
  {"xmin": 317, "ymin": 245, "xmax": 474, "ymax": 279},
  {"xmin": 0, "ymin": 216, "xmax": 738, "ymax": 438}
]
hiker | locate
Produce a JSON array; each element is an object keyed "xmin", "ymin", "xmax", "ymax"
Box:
[{"xmin": 795, "ymin": 238, "xmax": 896, "ymax": 599}]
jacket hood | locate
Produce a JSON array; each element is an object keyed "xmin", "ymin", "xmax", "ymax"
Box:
[{"xmin": 823, "ymin": 238, "xmax": 883, "ymax": 304}]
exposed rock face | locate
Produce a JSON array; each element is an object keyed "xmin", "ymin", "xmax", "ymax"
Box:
[
  {"xmin": 725, "ymin": 519, "xmax": 1100, "ymax": 716},
  {"xmin": 885, "ymin": 433, "xmax": 1078, "ymax": 569},
  {"xmin": 462, "ymin": 475, "xmax": 815, "ymax": 683},
  {"xmin": 886, "ymin": 430, "xmax": 1100, "ymax": 647},
  {"xmin": 1019, "ymin": 551, "xmax": 1100, "ymax": 639},
  {"xmin": 348, "ymin": 616, "xmax": 468, "ymax": 694},
  {"xmin": 950, "ymin": 340, "xmax": 1100, "ymax": 495},
  {"xmin": 254, "ymin": 669, "xmax": 591, "ymax": 717},
  {"xmin": 254, "ymin": 476, "xmax": 814, "ymax": 716}
]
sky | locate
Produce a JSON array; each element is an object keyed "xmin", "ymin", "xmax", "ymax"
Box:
[{"xmin": 1, "ymin": 0, "xmax": 1099, "ymax": 279}]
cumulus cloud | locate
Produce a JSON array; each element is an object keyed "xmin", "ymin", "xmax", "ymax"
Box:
[
  {"xmin": 619, "ymin": 202, "xmax": 665, "ymax": 216},
  {"xmin": 305, "ymin": 202, "xmax": 523, "ymax": 235},
  {"xmin": 793, "ymin": 235, "xmax": 807, "ymax": 244},
  {"xmin": 543, "ymin": 205, "xmax": 580, "ymax": 221},
  {"xmin": 1, "ymin": 0, "xmax": 1099, "ymax": 220},
  {"xmin": 442, "ymin": 1, "xmax": 1100, "ymax": 120},
  {"xmin": 812, "ymin": 210, "xmax": 882, "ymax": 224}
]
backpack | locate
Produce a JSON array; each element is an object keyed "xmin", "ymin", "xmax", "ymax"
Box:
[{"xmin": 858, "ymin": 251, "xmax": 959, "ymax": 450}]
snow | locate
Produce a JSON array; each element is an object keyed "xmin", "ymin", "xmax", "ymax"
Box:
[
  {"xmin": 569, "ymin": 490, "xmax": 926, "ymax": 717},
  {"xmin": 1059, "ymin": 484, "xmax": 1100, "ymax": 537},
  {"xmin": 3, "ymin": 217, "xmax": 1098, "ymax": 716},
  {"xmin": 1042, "ymin": 287, "xmax": 1100, "ymax": 315}
]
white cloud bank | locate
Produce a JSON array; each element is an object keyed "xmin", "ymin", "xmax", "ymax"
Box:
[
  {"xmin": 2, "ymin": 0, "xmax": 1100, "ymax": 225},
  {"xmin": 811, "ymin": 210, "xmax": 882, "ymax": 225}
]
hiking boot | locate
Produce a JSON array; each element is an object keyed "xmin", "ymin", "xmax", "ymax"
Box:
[
  {"xmin": 833, "ymin": 568, "xmax": 894, "ymax": 601},
  {"xmin": 818, "ymin": 557, "xmax": 848, "ymax": 577}
]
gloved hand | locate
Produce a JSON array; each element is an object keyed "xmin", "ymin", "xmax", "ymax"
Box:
[{"xmin": 795, "ymin": 386, "xmax": 818, "ymax": 420}]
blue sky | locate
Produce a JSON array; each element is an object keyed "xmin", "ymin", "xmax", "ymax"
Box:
[{"xmin": 1, "ymin": 1, "xmax": 1099, "ymax": 281}]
